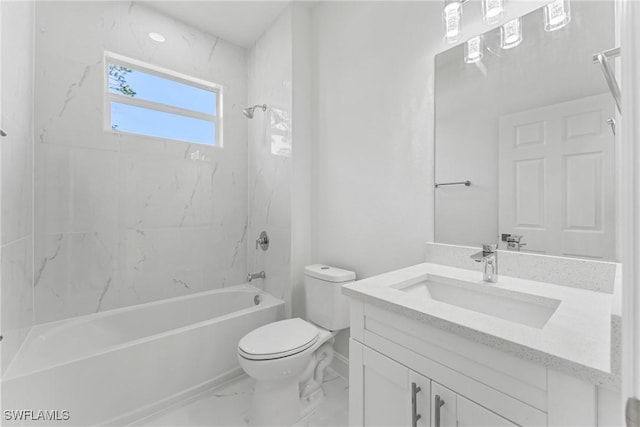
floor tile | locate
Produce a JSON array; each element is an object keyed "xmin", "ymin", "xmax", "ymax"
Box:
[{"xmin": 138, "ymin": 370, "xmax": 348, "ymax": 427}]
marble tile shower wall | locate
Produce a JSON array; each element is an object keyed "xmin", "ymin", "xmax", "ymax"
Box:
[
  {"xmin": 247, "ymin": 10, "xmax": 292, "ymax": 313},
  {"xmin": 1, "ymin": 1, "xmax": 35, "ymax": 375},
  {"xmin": 34, "ymin": 2, "xmax": 249, "ymax": 323}
]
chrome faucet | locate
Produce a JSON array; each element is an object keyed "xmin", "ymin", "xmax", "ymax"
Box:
[
  {"xmin": 502, "ymin": 233, "xmax": 526, "ymax": 252},
  {"xmin": 470, "ymin": 244, "xmax": 498, "ymax": 283},
  {"xmin": 247, "ymin": 271, "xmax": 266, "ymax": 283}
]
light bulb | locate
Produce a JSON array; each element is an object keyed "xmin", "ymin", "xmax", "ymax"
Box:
[
  {"xmin": 443, "ymin": 0, "xmax": 462, "ymax": 44},
  {"xmin": 464, "ymin": 36, "xmax": 483, "ymax": 63},
  {"xmin": 501, "ymin": 18, "xmax": 522, "ymax": 49},
  {"xmin": 544, "ymin": 0, "xmax": 571, "ymax": 32},
  {"xmin": 482, "ymin": 0, "xmax": 504, "ymax": 25}
]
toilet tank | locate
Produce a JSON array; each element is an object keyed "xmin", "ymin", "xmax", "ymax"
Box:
[{"xmin": 304, "ymin": 264, "xmax": 356, "ymax": 331}]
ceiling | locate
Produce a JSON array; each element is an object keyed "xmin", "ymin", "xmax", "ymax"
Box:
[{"xmin": 141, "ymin": 1, "xmax": 292, "ymax": 48}]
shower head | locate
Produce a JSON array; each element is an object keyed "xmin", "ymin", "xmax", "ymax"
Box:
[{"xmin": 242, "ymin": 104, "xmax": 267, "ymax": 119}]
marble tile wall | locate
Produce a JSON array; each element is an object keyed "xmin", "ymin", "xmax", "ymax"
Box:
[
  {"xmin": 247, "ymin": 9, "xmax": 293, "ymax": 315},
  {"xmin": 1, "ymin": 1, "xmax": 35, "ymax": 375},
  {"xmin": 34, "ymin": 2, "xmax": 249, "ymax": 323}
]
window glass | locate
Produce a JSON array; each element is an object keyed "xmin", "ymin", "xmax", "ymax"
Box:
[
  {"xmin": 111, "ymin": 101, "xmax": 216, "ymax": 146},
  {"xmin": 108, "ymin": 64, "xmax": 216, "ymax": 115}
]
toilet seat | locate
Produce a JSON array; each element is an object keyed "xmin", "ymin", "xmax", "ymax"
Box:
[{"xmin": 238, "ymin": 318, "xmax": 319, "ymax": 361}]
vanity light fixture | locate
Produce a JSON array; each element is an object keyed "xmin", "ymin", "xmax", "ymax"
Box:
[
  {"xmin": 482, "ymin": 0, "xmax": 504, "ymax": 25},
  {"xmin": 148, "ymin": 32, "xmax": 166, "ymax": 43},
  {"xmin": 443, "ymin": 0, "xmax": 506, "ymax": 44},
  {"xmin": 544, "ymin": 0, "xmax": 571, "ymax": 32},
  {"xmin": 500, "ymin": 18, "xmax": 522, "ymax": 49},
  {"xmin": 443, "ymin": 0, "xmax": 463, "ymax": 44},
  {"xmin": 464, "ymin": 36, "xmax": 484, "ymax": 63}
]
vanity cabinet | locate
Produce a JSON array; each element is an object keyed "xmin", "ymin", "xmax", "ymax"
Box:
[
  {"xmin": 358, "ymin": 341, "xmax": 517, "ymax": 427},
  {"xmin": 348, "ymin": 300, "xmax": 622, "ymax": 427},
  {"xmin": 360, "ymin": 342, "xmax": 430, "ymax": 426}
]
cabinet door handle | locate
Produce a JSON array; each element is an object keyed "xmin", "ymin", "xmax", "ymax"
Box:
[
  {"xmin": 0, "ymin": 128, "xmax": 7, "ymax": 137},
  {"xmin": 434, "ymin": 394, "xmax": 445, "ymax": 427},
  {"xmin": 411, "ymin": 382, "xmax": 422, "ymax": 427}
]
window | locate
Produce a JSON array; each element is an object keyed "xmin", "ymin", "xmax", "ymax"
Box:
[{"xmin": 105, "ymin": 52, "xmax": 222, "ymax": 146}]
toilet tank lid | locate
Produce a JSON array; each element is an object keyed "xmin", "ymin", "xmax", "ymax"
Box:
[{"xmin": 304, "ymin": 264, "xmax": 356, "ymax": 283}]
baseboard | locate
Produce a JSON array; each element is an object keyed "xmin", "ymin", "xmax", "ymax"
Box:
[
  {"xmin": 330, "ymin": 351, "xmax": 349, "ymax": 380},
  {"xmin": 103, "ymin": 368, "xmax": 245, "ymax": 426}
]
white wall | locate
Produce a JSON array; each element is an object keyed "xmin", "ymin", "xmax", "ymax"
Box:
[
  {"xmin": 1, "ymin": 1, "xmax": 34, "ymax": 376},
  {"xmin": 312, "ymin": 0, "xmax": 440, "ymax": 285},
  {"xmin": 34, "ymin": 2, "xmax": 248, "ymax": 323},
  {"xmin": 247, "ymin": 8, "xmax": 293, "ymax": 313},
  {"xmin": 310, "ymin": 1, "xmax": 443, "ymax": 358}
]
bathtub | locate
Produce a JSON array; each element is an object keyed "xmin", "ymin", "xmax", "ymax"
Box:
[{"xmin": 1, "ymin": 284, "xmax": 284, "ymax": 426}]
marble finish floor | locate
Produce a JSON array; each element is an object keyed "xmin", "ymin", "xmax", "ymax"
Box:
[{"xmin": 136, "ymin": 370, "xmax": 349, "ymax": 427}]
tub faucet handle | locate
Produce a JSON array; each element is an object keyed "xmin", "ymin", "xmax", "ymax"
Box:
[{"xmin": 256, "ymin": 231, "xmax": 269, "ymax": 251}]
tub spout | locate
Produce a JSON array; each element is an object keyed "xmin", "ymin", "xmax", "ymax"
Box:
[{"xmin": 247, "ymin": 271, "xmax": 266, "ymax": 283}]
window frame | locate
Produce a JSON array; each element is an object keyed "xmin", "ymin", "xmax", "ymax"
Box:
[{"xmin": 103, "ymin": 51, "xmax": 223, "ymax": 147}]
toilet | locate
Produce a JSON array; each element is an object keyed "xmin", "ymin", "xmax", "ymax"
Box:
[{"xmin": 237, "ymin": 264, "xmax": 355, "ymax": 426}]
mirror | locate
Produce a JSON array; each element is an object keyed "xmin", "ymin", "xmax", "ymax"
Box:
[{"xmin": 434, "ymin": 1, "xmax": 617, "ymax": 260}]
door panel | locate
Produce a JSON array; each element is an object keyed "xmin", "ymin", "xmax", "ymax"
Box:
[
  {"xmin": 362, "ymin": 347, "xmax": 410, "ymax": 427},
  {"xmin": 409, "ymin": 371, "xmax": 431, "ymax": 427},
  {"xmin": 431, "ymin": 382, "xmax": 457, "ymax": 427},
  {"xmin": 499, "ymin": 93, "xmax": 615, "ymax": 259}
]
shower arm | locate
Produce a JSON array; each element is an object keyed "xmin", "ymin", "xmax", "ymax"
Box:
[{"xmin": 593, "ymin": 47, "xmax": 621, "ymax": 114}]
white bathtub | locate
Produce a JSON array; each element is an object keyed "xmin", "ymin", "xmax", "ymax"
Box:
[{"xmin": 1, "ymin": 284, "xmax": 284, "ymax": 426}]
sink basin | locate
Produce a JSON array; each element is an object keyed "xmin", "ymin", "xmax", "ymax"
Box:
[{"xmin": 392, "ymin": 275, "xmax": 561, "ymax": 329}]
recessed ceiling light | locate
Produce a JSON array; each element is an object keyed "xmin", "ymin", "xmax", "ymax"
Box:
[{"xmin": 148, "ymin": 32, "xmax": 166, "ymax": 43}]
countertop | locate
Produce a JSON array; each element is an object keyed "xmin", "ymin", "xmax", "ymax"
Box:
[{"xmin": 342, "ymin": 262, "xmax": 621, "ymax": 388}]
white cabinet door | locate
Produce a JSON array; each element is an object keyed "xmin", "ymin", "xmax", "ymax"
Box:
[
  {"xmin": 409, "ymin": 371, "xmax": 431, "ymax": 427},
  {"xmin": 457, "ymin": 395, "xmax": 518, "ymax": 427},
  {"xmin": 431, "ymin": 382, "xmax": 457, "ymax": 427},
  {"xmin": 498, "ymin": 93, "xmax": 615, "ymax": 259},
  {"xmin": 354, "ymin": 342, "xmax": 529, "ymax": 427},
  {"xmin": 362, "ymin": 346, "xmax": 412, "ymax": 426},
  {"xmin": 431, "ymin": 382, "xmax": 518, "ymax": 427}
]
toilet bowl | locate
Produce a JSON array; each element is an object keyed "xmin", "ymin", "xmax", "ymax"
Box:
[
  {"xmin": 237, "ymin": 265, "xmax": 356, "ymax": 426},
  {"xmin": 238, "ymin": 318, "xmax": 336, "ymax": 426}
]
